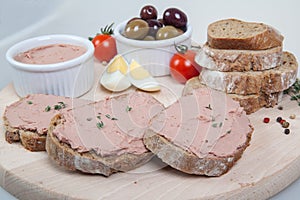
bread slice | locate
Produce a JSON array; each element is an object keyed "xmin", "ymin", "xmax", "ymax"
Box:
[
  {"xmin": 207, "ymin": 18, "xmax": 284, "ymax": 50},
  {"xmin": 199, "ymin": 52, "xmax": 298, "ymax": 95},
  {"xmin": 144, "ymin": 87, "xmax": 254, "ymax": 176},
  {"xmin": 3, "ymin": 94, "xmax": 89, "ymax": 151},
  {"xmin": 195, "ymin": 43, "xmax": 282, "ymax": 72},
  {"xmin": 47, "ymin": 116, "xmax": 153, "ymax": 176},
  {"xmin": 183, "ymin": 77, "xmax": 283, "ymax": 114},
  {"xmin": 46, "ymin": 92, "xmax": 164, "ymax": 176}
]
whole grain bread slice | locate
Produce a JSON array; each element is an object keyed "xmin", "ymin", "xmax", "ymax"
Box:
[
  {"xmin": 183, "ymin": 77, "xmax": 283, "ymax": 114},
  {"xmin": 3, "ymin": 94, "xmax": 90, "ymax": 151},
  {"xmin": 144, "ymin": 87, "xmax": 254, "ymax": 176},
  {"xmin": 47, "ymin": 115, "xmax": 153, "ymax": 176},
  {"xmin": 195, "ymin": 43, "xmax": 282, "ymax": 72},
  {"xmin": 46, "ymin": 92, "xmax": 164, "ymax": 176},
  {"xmin": 199, "ymin": 51, "xmax": 298, "ymax": 95},
  {"xmin": 207, "ymin": 18, "xmax": 284, "ymax": 50}
]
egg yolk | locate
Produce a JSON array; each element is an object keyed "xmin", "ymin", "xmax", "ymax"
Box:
[
  {"xmin": 107, "ymin": 55, "xmax": 128, "ymax": 75},
  {"xmin": 129, "ymin": 60, "xmax": 150, "ymax": 80}
]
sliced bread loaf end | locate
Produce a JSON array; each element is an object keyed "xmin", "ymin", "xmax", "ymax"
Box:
[{"xmin": 207, "ymin": 18, "xmax": 284, "ymax": 50}]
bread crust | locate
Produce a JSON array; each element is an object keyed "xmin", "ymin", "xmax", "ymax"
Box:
[
  {"xmin": 3, "ymin": 115, "xmax": 46, "ymax": 151},
  {"xmin": 207, "ymin": 19, "xmax": 284, "ymax": 50},
  {"xmin": 143, "ymin": 127, "xmax": 253, "ymax": 177},
  {"xmin": 195, "ymin": 44, "xmax": 282, "ymax": 72},
  {"xmin": 183, "ymin": 77, "xmax": 283, "ymax": 114},
  {"xmin": 199, "ymin": 52, "xmax": 298, "ymax": 95},
  {"xmin": 46, "ymin": 114, "xmax": 154, "ymax": 176}
]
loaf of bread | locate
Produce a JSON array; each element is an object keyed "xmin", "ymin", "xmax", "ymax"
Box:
[
  {"xmin": 195, "ymin": 43, "xmax": 282, "ymax": 72},
  {"xmin": 207, "ymin": 18, "xmax": 284, "ymax": 50},
  {"xmin": 183, "ymin": 77, "xmax": 283, "ymax": 114},
  {"xmin": 199, "ymin": 52, "xmax": 298, "ymax": 95},
  {"xmin": 46, "ymin": 92, "xmax": 164, "ymax": 176},
  {"xmin": 144, "ymin": 87, "xmax": 253, "ymax": 176}
]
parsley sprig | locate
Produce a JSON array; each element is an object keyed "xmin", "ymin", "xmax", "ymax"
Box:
[{"xmin": 284, "ymin": 78, "xmax": 300, "ymax": 106}]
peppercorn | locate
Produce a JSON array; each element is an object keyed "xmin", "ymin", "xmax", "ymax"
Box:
[
  {"xmin": 276, "ymin": 117, "xmax": 282, "ymax": 123},
  {"xmin": 290, "ymin": 114, "xmax": 296, "ymax": 119},
  {"xmin": 282, "ymin": 121, "xmax": 290, "ymax": 128},
  {"xmin": 278, "ymin": 106, "xmax": 283, "ymax": 110},
  {"xmin": 284, "ymin": 129, "xmax": 290, "ymax": 135},
  {"xmin": 263, "ymin": 117, "xmax": 270, "ymax": 123},
  {"xmin": 279, "ymin": 119, "xmax": 286, "ymax": 124}
]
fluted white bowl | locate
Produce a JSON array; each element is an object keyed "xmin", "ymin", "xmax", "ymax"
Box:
[{"xmin": 6, "ymin": 34, "xmax": 94, "ymax": 97}]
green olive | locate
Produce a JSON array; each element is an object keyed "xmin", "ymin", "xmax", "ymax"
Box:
[
  {"xmin": 156, "ymin": 26, "xmax": 180, "ymax": 40},
  {"xmin": 124, "ymin": 19, "xmax": 149, "ymax": 40},
  {"xmin": 143, "ymin": 35, "xmax": 155, "ymax": 41}
]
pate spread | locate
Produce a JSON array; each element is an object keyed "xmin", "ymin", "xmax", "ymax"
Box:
[
  {"xmin": 14, "ymin": 44, "xmax": 86, "ymax": 64},
  {"xmin": 52, "ymin": 92, "xmax": 164, "ymax": 156},
  {"xmin": 150, "ymin": 87, "xmax": 253, "ymax": 158},
  {"xmin": 4, "ymin": 94, "xmax": 90, "ymax": 135}
]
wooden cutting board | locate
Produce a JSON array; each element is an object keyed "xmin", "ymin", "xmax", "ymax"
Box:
[{"xmin": 1, "ymin": 64, "xmax": 300, "ymax": 200}]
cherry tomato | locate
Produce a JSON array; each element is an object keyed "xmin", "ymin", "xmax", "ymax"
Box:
[
  {"xmin": 90, "ymin": 23, "xmax": 117, "ymax": 63},
  {"xmin": 170, "ymin": 48, "xmax": 201, "ymax": 84},
  {"xmin": 92, "ymin": 34, "xmax": 117, "ymax": 62}
]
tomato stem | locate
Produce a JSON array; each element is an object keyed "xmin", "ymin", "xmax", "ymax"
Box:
[{"xmin": 100, "ymin": 22, "xmax": 115, "ymax": 35}]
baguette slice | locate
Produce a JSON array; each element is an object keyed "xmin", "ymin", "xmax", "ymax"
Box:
[
  {"xmin": 183, "ymin": 77, "xmax": 283, "ymax": 114},
  {"xmin": 46, "ymin": 92, "xmax": 164, "ymax": 176},
  {"xmin": 200, "ymin": 52, "xmax": 298, "ymax": 95},
  {"xmin": 207, "ymin": 18, "xmax": 284, "ymax": 50},
  {"xmin": 144, "ymin": 87, "xmax": 253, "ymax": 176},
  {"xmin": 3, "ymin": 94, "xmax": 89, "ymax": 151},
  {"xmin": 195, "ymin": 43, "xmax": 282, "ymax": 72}
]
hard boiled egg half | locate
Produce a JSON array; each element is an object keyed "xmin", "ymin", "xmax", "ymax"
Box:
[
  {"xmin": 100, "ymin": 55, "xmax": 160, "ymax": 92},
  {"xmin": 127, "ymin": 59, "xmax": 160, "ymax": 92},
  {"xmin": 100, "ymin": 55, "xmax": 131, "ymax": 92}
]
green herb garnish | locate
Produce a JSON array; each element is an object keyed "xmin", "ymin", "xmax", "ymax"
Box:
[
  {"xmin": 96, "ymin": 121, "xmax": 104, "ymax": 129},
  {"xmin": 53, "ymin": 102, "xmax": 66, "ymax": 110},
  {"xmin": 126, "ymin": 106, "xmax": 132, "ymax": 112},
  {"xmin": 45, "ymin": 106, "xmax": 51, "ymax": 112},
  {"xmin": 212, "ymin": 123, "xmax": 218, "ymax": 128},
  {"xmin": 54, "ymin": 105, "xmax": 62, "ymax": 110},
  {"xmin": 284, "ymin": 78, "xmax": 300, "ymax": 106},
  {"xmin": 111, "ymin": 117, "xmax": 118, "ymax": 120},
  {"xmin": 226, "ymin": 130, "xmax": 231, "ymax": 134},
  {"xmin": 219, "ymin": 122, "xmax": 223, "ymax": 127},
  {"xmin": 105, "ymin": 114, "xmax": 111, "ymax": 119},
  {"xmin": 58, "ymin": 101, "xmax": 66, "ymax": 108},
  {"xmin": 205, "ymin": 104, "xmax": 212, "ymax": 110}
]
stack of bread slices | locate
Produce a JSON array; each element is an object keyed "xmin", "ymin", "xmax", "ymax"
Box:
[{"xmin": 191, "ymin": 18, "xmax": 298, "ymax": 114}]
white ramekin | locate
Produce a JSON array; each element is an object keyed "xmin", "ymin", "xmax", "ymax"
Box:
[
  {"xmin": 114, "ymin": 21, "xmax": 192, "ymax": 76},
  {"xmin": 6, "ymin": 34, "xmax": 94, "ymax": 97}
]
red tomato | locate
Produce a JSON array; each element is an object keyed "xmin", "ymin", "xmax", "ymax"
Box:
[
  {"xmin": 170, "ymin": 50, "xmax": 202, "ymax": 84},
  {"xmin": 92, "ymin": 34, "xmax": 117, "ymax": 62},
  {"xmin": 90, "ymin": 23, "xmax": 118, "ymax": 63}
]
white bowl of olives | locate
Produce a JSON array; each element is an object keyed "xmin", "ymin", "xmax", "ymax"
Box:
[{"xmin": 114, "ymin": 5, "xmax": 192, "ymax": 76}]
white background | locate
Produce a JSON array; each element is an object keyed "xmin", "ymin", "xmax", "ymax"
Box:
[{"xmin": 0, "ymin": 0, "xmax": 300, "ymax": 199}]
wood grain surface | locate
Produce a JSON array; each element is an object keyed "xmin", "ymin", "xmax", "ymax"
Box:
[{"xmin": 1, "ymin": 64, "xmax": 300, "ymax": 200}]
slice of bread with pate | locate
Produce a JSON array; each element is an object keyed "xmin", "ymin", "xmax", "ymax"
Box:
[
  {"xmin": 195, "ymin": 43, "xmax": 282, "ymax": 72},
  {"xmin": 144, "ymin": 87, "xmax": 253, "ymax": 176},
  {"xmin": 207, "ymin": 18, "xmax": 284, "ymax": 50},
  {"xmin": 3, "ymin": 94, "xmax": 90, "ymax": 151},
  {"xmin": 183, "ymin": 77, "xmax": 283, "ymax": 114},
  {"xmin": 46, "ymin": 91, "xmax": 164, "ymax": 176},
  {"xmin": 199, "ymin": 52, "xmax": 298, "ymax": 95}
]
